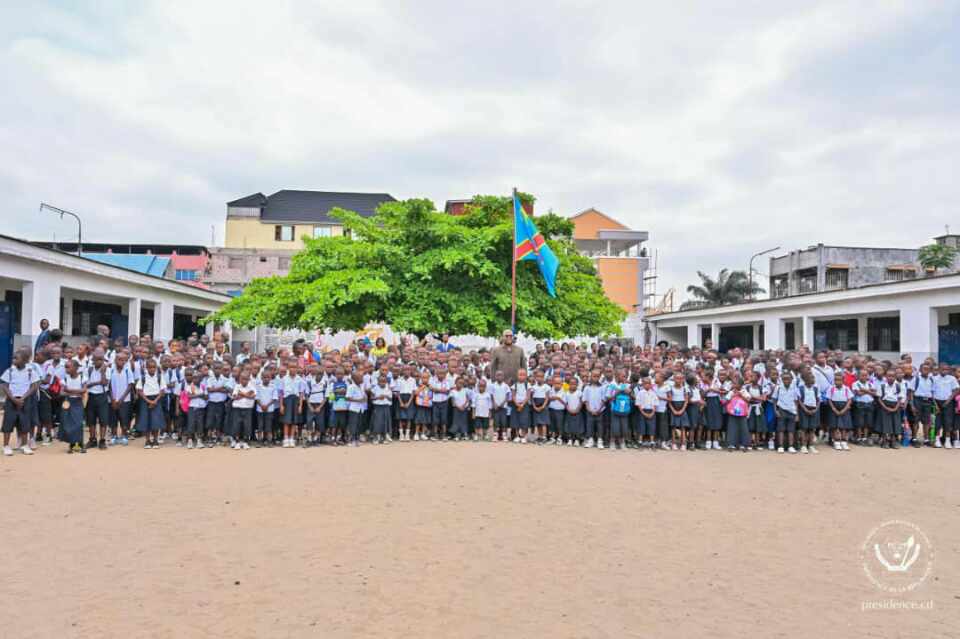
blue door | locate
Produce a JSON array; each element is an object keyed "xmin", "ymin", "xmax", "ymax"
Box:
[
  {"xmin": 939, "ymin": 327, "xmax": 960, "ymax": 365},
  {"xmin": 111, "ymin": 314, "xmax": 129, "ymax": 346},
  {"xmin": 0, "ymin": 303, "xmax": 12, "ymax": 372}
]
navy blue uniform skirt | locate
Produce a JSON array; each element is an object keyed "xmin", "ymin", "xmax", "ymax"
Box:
[{"xmin": 61, "ymin": 396, "xmax": 84, "ymax": 444}]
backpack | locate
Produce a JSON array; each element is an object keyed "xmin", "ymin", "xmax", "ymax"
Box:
[
  {"xmin": 611, "ymin": 384, "xmax": 632, "ymax": 415},
  {"xmin": 726, "ymin": 394, "xmax": 749, "ymax": 417},
  {"xmin": 179, "ymin": 388, "xmax": 191, "ymax": 413}
]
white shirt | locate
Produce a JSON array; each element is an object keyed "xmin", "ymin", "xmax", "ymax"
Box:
[
  {"xmin": 933, "ymin": 374, "xmax": 959, "ymax": 401},
  {"xmin": 231, "ymin": 380, "xmax": 257, "ymax": 409},
  {"xmin": 137, "ymin": 371, "xmax": 164, "ymax": 396},
  {"xmin": 473, "ymin": 390, "xmax": 493, "ymax": 417},
  {"xmin": 1, "ymin": 365, "xmax": 39, "ymax": 397},
  {"xmin": 371, "ymin": 384, "xmax": 393, "ymax": 406},
  {"xmin": 774, "ymin": 381, "xmax": 799, "ymax": 414},
  {"xmin": 564, "ymin": 389, "xmax": 583, "ymax": 412},
  {"xmin": 85, "ymin": 365, "xmax": 111, "ymax": 395}
]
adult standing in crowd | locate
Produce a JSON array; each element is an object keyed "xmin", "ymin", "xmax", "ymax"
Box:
[
  {"xmin": 490, "ymin": 329, "xmax": 526, "ymax": 384},
  {"xmin": 33, "ymin": 319, "xmax": 51, "ymax": 354}
]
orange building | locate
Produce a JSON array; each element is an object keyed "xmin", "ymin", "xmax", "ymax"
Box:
[{"xmin": 569, "ymin": 208, "xmax": 649, "ymax": 337}]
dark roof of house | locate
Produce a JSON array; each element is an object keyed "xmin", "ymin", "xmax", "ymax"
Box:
[
  {"xmin": 227, "ymin": 192, "xmax": 267, "ymax": 207},
  {"xmin": 227, "ymin": 190, "xmax": 396, "ymax": 223}
]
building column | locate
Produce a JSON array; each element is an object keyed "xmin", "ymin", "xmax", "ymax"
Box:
[
  {"xmin": 61, "ymin": 294, "xmax": 74, "ymax": 336},
  {"xmin": 802, "ymin": 315, "xmax": 815, "ymax": 350},
  {"xmin": 752, "ymin": 323, "xmax": 761, "ymax": 350},
  {"xmin": 127, "ymin": 298, "xmax": 142, "ymax": 342},
  {"xmin": 709, "ymin": 322, "xmax": 719, "ymax": 350},
  {"xmin": 857, "ymin": 316, "xmax": 869, "ymax": 352},
  {"xmin": 205, "ymin": 318, "xmax": 215, "ymax": 338},
  {"xmin": 21, "ymin": 280, "xmax": 61, "ymax": 353},
  {"xmin": 900, "ymin": 305, "xmax": 937, "ymax": 362},
  {"xmin": 154, "ymin": 301, "xmax": 175, "ymax": 342},
  {"xmin": 764, "ymin": 317, "xmax": 783, "ymax": 350},
  {"xmin": 686, "ymin": 323, "xmax": 698, "ymax": 349}
]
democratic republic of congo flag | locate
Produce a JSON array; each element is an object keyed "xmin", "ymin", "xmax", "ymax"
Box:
[{"xmin": 513, "ymin": 192, "xmax": 558, "ymax": 297}]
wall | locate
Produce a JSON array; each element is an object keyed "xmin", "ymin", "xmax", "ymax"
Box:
[
  {"xmin": 571, "ymin": 209, "xmax": 627, "ymax": 240},
  {"xmin": 596, "ymin": 257, "xmax": 640, "ymax": 311},
  {"xmin": 207, "ymin": 249, "xmax": 296, "ymax": 291},
  {"xmin": 224, "ymin": 218, "xmax": 343, "ymax": 249}
]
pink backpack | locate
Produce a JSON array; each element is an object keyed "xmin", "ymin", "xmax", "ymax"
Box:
[
  {"xmin": 726, "ymin": 395, "xmax": 749, "ymax": 417},
  {"xmin": 179, "ymin": 388, "xmax": 190, "ymax": 413}
]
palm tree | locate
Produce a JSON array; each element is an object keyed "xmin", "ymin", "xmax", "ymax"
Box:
[
  {"xmin": 680, "ymin": 269, "xmax": 764, "ymax": 310},
  {"xmin": 918, "ymin": 243, "xmax": 957, "ymax": 275}
]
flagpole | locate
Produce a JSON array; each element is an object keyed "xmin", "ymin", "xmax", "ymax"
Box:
[{"xmin": 511, "ymin": 187, "xmax": 518, "ymax": 333}]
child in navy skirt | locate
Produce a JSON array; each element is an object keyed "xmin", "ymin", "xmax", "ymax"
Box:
[
  {"xmin": 449, "ymin": 379, "xmax": 470, "ymax": 440},
  {"xmin": 686, "ymin": 373, "xmax": 702, "ymax": 449},
  {"xmin": 563, "ymin": 378, "xmax": 584, "ymax": 445},
  {"xmin": 530, "ymin": 371, "xmax": 550, "ymax": 443},
  {"xmin": 725, "ymin": 382, "xmax": 751, "ymax": 451},
  {"xmin": 876, "ymin": 372, "xmax": 903, "ymax": 448},
  {"xmin": 547, "ymin": 377, "xmax": 566, "ymax": 445},
  {"xmin": 396, "ymin": 367, "xmax": 416, "ymax": 442},
  {"xmin": 827, "ymin": 374, "xmax": 854, "ymax": 451},
  {"xmin": 667, "ymin": 373, "xmax": 690, "ymax": 451},
  {"xmin": 703, "ymin": 371, "xmax": 724, "ymax": 451},
  {"xmin": 510, "ymin": 370, "xmax": 532, "ymax": 443},
  {"xmin": 414, "ymin": 371, "xmax": 432, "ymax": 442},
  {"xmin": 61, "ymin": 360, "xmax": 86, "ymax": 454},
  {"xmin": 136, "ymin": 360, "xmax": 166, "ymax": 449},
  {"xmin": 369, "ymin": 377, "xmax": 393, "ymax": 444}
]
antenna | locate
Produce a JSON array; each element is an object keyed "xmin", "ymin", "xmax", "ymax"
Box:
[{"xmin": 211, "ymin": 225, "xmax": 215, "ymax": 246}]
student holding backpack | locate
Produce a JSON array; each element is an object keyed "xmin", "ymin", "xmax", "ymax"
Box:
[{"xmin": 724, "ymin": 379, "xmax": 751, "ymax": 452}]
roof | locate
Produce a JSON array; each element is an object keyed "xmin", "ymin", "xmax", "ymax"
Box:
[
  {"xmin": 169, "ymin": 254, "xmax": 207, "ymax": 270},
  {"xmin": 227, "ymin": 190, "xmax": 397, "ymax": 223},
  {"xmin": 227, "ymin": 192, "xmax": 267, "ymax": 207},
  {"xmin": 569, "ymin": 208, "xmax": 630, "ymax": 230},
  {"xmin": 82, "ymin": 253, "xmax": 170, "ymax": 277}
]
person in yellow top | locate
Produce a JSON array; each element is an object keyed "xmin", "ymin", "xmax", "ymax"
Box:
[{"xmin": 371, "ymin": 337, "xmax": 388, "ymax": 359}]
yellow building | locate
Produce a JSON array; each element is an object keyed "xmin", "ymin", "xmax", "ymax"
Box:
[
  {"xmin": 569, "ymin": 208, "xmax": 650, "ymax": 339},
  {"xmin": 224, "ymin": 190, "xmax": 396, "ymax": 250}
]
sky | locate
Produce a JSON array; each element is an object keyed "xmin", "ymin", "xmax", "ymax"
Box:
[{"xmin": 1, "ymin": 1, "xmax": 958, "ymax": 303}]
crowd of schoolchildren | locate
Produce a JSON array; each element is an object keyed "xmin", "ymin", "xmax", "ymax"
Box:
[{"xmin": 2, "ymin": 330, "xmax": 960, "ymax": 457}]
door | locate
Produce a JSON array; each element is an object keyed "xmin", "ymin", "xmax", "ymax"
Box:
[
  {"xmin": 0, "ymin": 303, "xmax": 13, "ymax": 372},
  {"xmin": 111, "ymin": 314, "xmax": 129, "ymax": 346},
  {"xmin": 939, "ymin": 326, "xmax": 960, "ymax": 365}
]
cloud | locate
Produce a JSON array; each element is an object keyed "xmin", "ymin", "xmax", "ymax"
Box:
[{"xmin": 0, "ymin": 0, "xmax": 957, "ymax": 303}]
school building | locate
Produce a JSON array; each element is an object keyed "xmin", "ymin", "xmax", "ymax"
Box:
[
  {"xmin": 569, "ymin": 208, "xmax": 650, "ymax": 340},
  {"xmin": 0, "ymin": 235, "xmax": 230, "ymax": 369},
  {"xmin": 648, "ymin": 271, "xmax": 960, "ymax": 364}
]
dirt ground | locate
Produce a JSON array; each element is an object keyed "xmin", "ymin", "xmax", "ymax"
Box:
[{"xmin": 1, "ymin": 441, "xmax": 958, "ymax": 639}]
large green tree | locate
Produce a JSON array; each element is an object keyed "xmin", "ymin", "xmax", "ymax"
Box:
[
  {"xmin": 680, "ymin": 268, "xmax": 764, "ymax": 310},
  {"xmin": 918, "ymin": 242, "xmax": 957, "ymax": 274},
  {"xmin": 209, "ymin": 194, "xmax": 625, "ymax": 339}
]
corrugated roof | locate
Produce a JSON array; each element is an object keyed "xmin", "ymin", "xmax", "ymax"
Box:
[
  {"xmin": 261, "ymin": 190, "xmax": 395, "ymax": 223},
  {"xmin": 82, "ymin": 253, "xmax": 170, "ymax": 278}
]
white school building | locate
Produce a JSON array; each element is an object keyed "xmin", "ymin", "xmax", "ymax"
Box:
[
  {"xmin": 0, "ymin": 235, "xmax": 230, "ymax": 363},
  {"xmin": 648, "ymin": 272, "xmax": 960, "ymax": 364}
]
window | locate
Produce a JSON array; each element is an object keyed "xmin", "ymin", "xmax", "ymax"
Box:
[
  {"xmin": 885, "ymin": 268, "xmax": 916, "ymax": 282},
  {"xmin": 275, "ymin": 225, "xmax": 294, "ymax": 241},
  {"xmin": 771, "ymin": 276, "xmax": 789, "ymax": 298},
  {"xmin": 813, "ymin": 319, "xmax": 858, "ymax": 351},
  {"xmin": 175, "ymin": 269, "xmax": 198, "ymax": 281},
  {"xmin": 313, "ymin": 225, "xmax": 332, "ymax": 238},
  {"xmin": 867, "ymin": 317, "xmax": 900, "ymax": 352},
  {"xmin": 824, "ymin": 268, "xmax": 848, "ymax": 291},
  {"xmin": 278, "ymin": 257, "xmax": 291, "ymax": 269},
  {"xmin": 797, "ymin": 269, "xmax": 817, "ymax": 294},
  {"xmin": 227, "ymin": 257, "xmax": 244, "ymax": 269},
  {"xmin": 949, "ymin": 313, "xmax": 960, "ymax": 327},
  {"xmin": 259, "ymin": 256, "xmax": 267, "ymax": 263}
]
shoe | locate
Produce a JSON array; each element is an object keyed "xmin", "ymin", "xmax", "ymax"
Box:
[
  {"xmin": 934, "ymin": 438, "xmax": 943, "ymax": 448},
  {"xmin": 671, "ymin": 444, "xmax": 678, "ymax": 451},
  {"xmin": 18, "ymin": 444, "xmax": 33, "ymax": 456},
  {"xmin": 833, "ymin": 442, "xmax": 842, "ymax": 451},
  {"xmin": 777, "ymin": 447, "xmax": 785, "ymax": 454},
  {"xmin": 946, "ymin": 439, "xmax": 954, "ymax": 449},
  {"xmin": 768, "ymin": 440, "xmax": 775, "ymax": 451},
  {"xmin": 680, "ymin": 443, "xmax": 687, "ymax": 451},
  {"xmin": 120, "ymin": 437, "xmax": 129, "ymax": 446},
  {"xmin": 98, "ymin": 438, "xmax": 107, "ymax": 450},
  {"xmin": 800, "ymin": 446, "xmax": 809, "ymax": 454},
  {"xmin": 512, "ymin": 437, "xmax": 520, "ymax": 443},
  {"xmin": 809, "ymin": 445, "xmax": 818, "ymax": 454},
  {"xmin": 144, "ymin": 441, "xmax": 151, "ymax": 449},
  {"xmin": 3, "ymin": 446, "xmax": 12, "ymax": 456},
  {"xmin": 597, "ymin": 440, "xmax": 605, "ymax": 450},
  {"xmin": 788, "ymin": 446, "xmax": 797, "ymax": 454},
  {"xmin": 585, "ymin": 438, "xmax": 594, "ymax": 448},
  {"xmin": 953, "ymin": 439, "xmax": 960, "ymax": 449},
  {"xmin": 79, "ymin": 444, "xmax": 87, "ymax": 454},
  {"xmin": 842, "ymin": 441, "xmax": 851, "ymax": 451},
  {"xmin": 187, "ymin": 440, "xmax": 194, "ymax": 450},
  {"xmin": 86, "ymin": 439, "xmax": 97, "ymax": 450}
]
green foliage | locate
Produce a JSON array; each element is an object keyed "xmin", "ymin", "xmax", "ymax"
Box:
[
  {"xmin": 918, "ymin": 243, "xmax": 957, "ymax": 273},
  {"xmin": 209, "ymin": 194, "xmax": 626, "ymax": 339},
  {"xmin": 680, "ymin": 268, "xmax": 764, "ymax": 310}
]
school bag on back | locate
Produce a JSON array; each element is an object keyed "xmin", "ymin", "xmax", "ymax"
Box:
[{"xmin": 611, "ymin": 385, "xmax": 631, "ymax": 415}]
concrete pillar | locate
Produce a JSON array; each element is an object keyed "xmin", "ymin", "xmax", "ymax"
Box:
[
  {"xmin": 802, "ymin": 315, "xmax": 815, "ymax": 350},
  {"xmin": 752, "ymin": 323, "xmax": 761, "ymax": 350},
  {"xmin": 857, "ymin": 316, "xmax": 869, "ymax": 352},
  {"xmin": 686, "ymin": 324, "xmax": 698, "ymax": 348},
  {"xmin": 764, "ymin": 317, "xmax": 783, "ymax": 350},
  {"xmin": 709, "ymin": 322, "xmax": 719, "ymax": 350},
  {"xmin": 62, "ymin": 294, "xmax": 74, "ymax": 336},
  {"xmin": 900, "ymin": 306, "xmax": 937, "ymax": 362},
  {"xmin": 127, "ymin": 298, "xmax": 142, "ymax": 342},
  {"xmin": 205, "ymin": 318, "xmax": 215, "ymax": 338},
  {"xmin": 21, "ymin": 280, "xmax": 61, "ymax": 353},
  {"xmin": 154, "ymin": 301, "xmax": 175, "ymax": 342}
]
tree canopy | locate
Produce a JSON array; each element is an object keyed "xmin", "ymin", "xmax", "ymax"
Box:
[
  {"xmin": 918, "ymin": 243, "xmax": 957, "ymax": 273},
  {"xmin": 208, "ymin": 194, "xmax": 626, "ymax": 339},
  {"xmin": 680, "ymin": 268, "xmax": 764, "ymax": 310}
]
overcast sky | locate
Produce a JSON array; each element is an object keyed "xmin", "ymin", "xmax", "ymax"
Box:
[{"xmin": 2, "ymin": 1, "xmax": 958, "ymax": 302}]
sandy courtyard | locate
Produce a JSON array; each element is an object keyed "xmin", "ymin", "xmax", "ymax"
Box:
[{"xmin": 1, "ymin": 442, "xmax": 957, "ymax": 638}]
